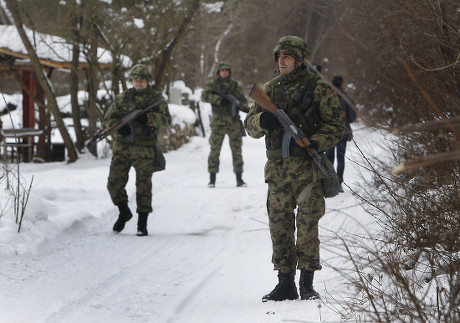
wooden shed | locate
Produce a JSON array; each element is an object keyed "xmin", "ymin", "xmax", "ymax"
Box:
[{"xmin": 0, "ymin": 25, "xmax": 128, "ymax": 162}]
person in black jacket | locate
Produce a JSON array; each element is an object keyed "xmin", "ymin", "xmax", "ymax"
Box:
[{"xmin": 326, "ymin": 75, "xmax": 357, "ymax": 192}]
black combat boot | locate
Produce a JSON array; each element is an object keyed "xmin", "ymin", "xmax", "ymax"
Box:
[
  {"xmin": 299, "ymin": 270, "xmax": 320, "ymax": 300},
  {"xmin": 137, "ymin": 212, "xmax": 149, "ymax": 236},
  {"xmin": 262, "ymin": 271, "xmax": 299, "ymax": 302},
  {"xmin": 113, "ymin": 202, "xmax": 133, "ymax": 233},
  {"xmin": 208, "ymin": 173, "xmax": 216, "ymax": 188},
  {"xmin": 236, "ymin": 173, "xmax": 247, "ymax": 187}
]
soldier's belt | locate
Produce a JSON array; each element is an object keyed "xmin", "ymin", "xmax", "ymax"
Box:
[{"xmin": 266, "ymin": 146, "xmax": 305, "ymax": 160}]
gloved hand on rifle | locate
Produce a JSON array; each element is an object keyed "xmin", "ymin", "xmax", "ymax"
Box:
[
  {"xmin": 260, "ymin": 112, "xmax": 281, "ymax": 131},
  {"xmin": 308, "ymin": 140, "xmax": 319, "ymax": 152},
  {"xmin": 118, "ymin": 124, "xmax": 131, "ymax": 136},
  {"xmin": 135, "ymin": 113, "xmax": 148, "ymax": 125},
  {"xmin": 220, "ymin": 95, "xmax": 231, "ymax": 106}
]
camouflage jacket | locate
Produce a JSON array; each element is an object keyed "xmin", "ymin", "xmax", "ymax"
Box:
[
  {"xmin": 201, "ymin": 76, "xmax": 247, "ymax": 118},
  {"xmin": 104, "ymin": 86, "xmax": 171, "ymax": 146},
  {"xmin": 244, "ymin": 67, "xmax": 345, "ymax": 182}
]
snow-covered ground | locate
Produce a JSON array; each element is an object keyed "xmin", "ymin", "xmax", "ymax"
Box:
[{"xmin": 0, "ymin": 97, "xmax": 381, "ymax": 322}]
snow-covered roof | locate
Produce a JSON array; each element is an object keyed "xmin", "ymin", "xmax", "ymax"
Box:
[{"xmin": 0, "ymin": 25, "xmax": 131, "ymax": 69}]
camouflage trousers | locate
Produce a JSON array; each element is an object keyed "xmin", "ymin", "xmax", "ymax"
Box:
[
  {"xmin": 107, "ymin": 142, "xmax": 156, "ymax": 213},
  {"xmin": 266, "ymin": 179, "xmax": 325, "ymax": 274},
  {"xmin": 208, "ymin": 117, "xmax": 244, "ymax": 174}
]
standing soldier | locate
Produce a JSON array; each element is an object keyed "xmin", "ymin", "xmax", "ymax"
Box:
[
  {"xmin": 105, "ymin": 64, "xmax": 171, "ymax": 236},
  {"xmin": 201, "ymin": 62, "xmax": 248, "ymax": 187},
  {"xmin": 244, "ymin": 36, "xmax": 345, "ymax": 301}
]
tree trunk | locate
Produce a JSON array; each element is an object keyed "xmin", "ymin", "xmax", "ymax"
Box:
[
  {"xmin": 85, "ymin": 39, "xmax": 100, "ymax": 157},
  {"xmin": 81, "ymin": 0, "xmax": 102, "ymax": 150},
  {"xmin": 153, "ymin": 0, "xmax": 201, "ymax": 90},
  {"xmin": 36, "ymin": 78, "xmax": 50, "ymax": 161},
  {"xmin": 5, "ymin": 0, "xmax": 78, "ymax": 163},
  {"xmin": 70, "ymin": 9, "xmax": 85, "ymax": 152},
  {"xmin": 71, "ymin": 43, "xmax": 84, "ymax": 152}
]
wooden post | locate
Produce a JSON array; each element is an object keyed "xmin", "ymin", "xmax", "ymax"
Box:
[{"xmin": 22, "ymin": 70, "xmax": 36, "ymax": 162}]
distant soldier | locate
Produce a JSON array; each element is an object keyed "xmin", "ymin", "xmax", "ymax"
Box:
[
  {"xmin": 201, "ymin": 62, "xmax": 248, "ymax": 187},
  {"xmin": 105, "ymin": 64, "xmax": 171, "ymax": 236},
  {"xmin": 244, "ymin": 36, "xmax": 345, "ymax": 302},
  {"xmin": 326, "ymin": 75, "xmax": 357, "ymax": 192}
]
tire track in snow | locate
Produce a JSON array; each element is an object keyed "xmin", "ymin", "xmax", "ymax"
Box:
[
  {"xmin": 166, "ymin": 228, "xmax": 236, "ymax": 323},
  {"xmin": 42, "ymin": 230, "xmax": 175, "ymax": 322}
]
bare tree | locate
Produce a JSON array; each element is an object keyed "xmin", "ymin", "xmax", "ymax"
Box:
[
  {"xmin": 5, "ymin": 0, "xmax": 78, "ymax": 162},
  {"xmin": 151, "ymin": 0, "xmax": 201, "ymax": 90},
  {"xmin": 325, "ymin": 1, "xmax": 460, "ymax": 321},
  {"xmin": 69, "ymin": 1, "xmax": 85, "ymax": 152}
]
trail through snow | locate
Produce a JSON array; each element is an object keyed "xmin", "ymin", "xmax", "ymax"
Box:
[{"xmin": 0, "ymin": 127, "xmax": 376, "ymax": 323}]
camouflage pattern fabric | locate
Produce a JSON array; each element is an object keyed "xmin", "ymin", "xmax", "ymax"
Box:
[
  {"xmin": 273, "ymin": 35, "xmax": 311, "ymax": 63},
  {"xmin": 104, "ymin": 86, "xmax": 171, "ymax": 146},
  {"xmin": 128, "ymin": 64, "xmax": 152, "ymax": 80},
  {"xmin": 216, "ymin": 62, "xmax": 232, "ymax": 74},
  {"xmin": 208, "ymin": 114, "xmax": 243, "ymax": 173},
  {"xmin": 107, "ymin": 143, "xmax": 156, "ymax": 213},
  {"xmin": 244, "ymin": 65, "xmax": 345, "ymax": 274},
  {"xmin": 267, "ymin": 171, "xmax": 325, "ymax": 274},
  {"xmin": 105, "ymin": 85, "xmax": 171, "ymax": 213},
  {"xmin": 201, "ymin": 73, "xmax": 247, "ymax": 174}
]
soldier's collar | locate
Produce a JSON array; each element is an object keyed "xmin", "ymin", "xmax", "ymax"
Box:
[
  {"xmin": 281, "ymin": 66, "xmax": 307, "ymax": 83},
  {"xmin": 134, "ymin": 85, "xmax": 151, "ymax": 95}
]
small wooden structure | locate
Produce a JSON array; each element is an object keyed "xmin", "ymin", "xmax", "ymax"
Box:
[
  {"xmin": 1, "ymin": 128, "xmax": 43, "ymax": 162},
  {"xmin": 0, "ymin": 25, "xmax": 124, "ymax": 162}
]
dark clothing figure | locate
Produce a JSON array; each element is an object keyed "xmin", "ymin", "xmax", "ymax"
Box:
[
  {"xmin": 105, "ymin": 64, "xmax": 171, "ymax": 236},
  {"xmin": 326, "ymin": 76, "xmax": 357, "ymax": 190},
  {"xmin": 308, "ymin": 62, "xmax": 322, "ymax": 74},
  {"xmin": 201, "ymin": 62, "xmax": 248, "ymax": 187}
]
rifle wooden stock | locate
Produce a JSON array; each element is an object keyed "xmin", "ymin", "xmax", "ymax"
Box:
[
  {"xmin": 249, "ymin": 83, "xmax": 313, "ymax": 155},
  {"xmin": 249, "ymin": 83, "xmax": 278, "ymax": 115}
]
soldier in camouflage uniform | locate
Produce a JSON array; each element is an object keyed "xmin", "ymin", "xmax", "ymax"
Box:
[
  {"xmin": 244, "ymin": 36, "xmax": 345, "ymax": 301},
  {"xmin": 105, "ymin": 64, "xmax": 171, "ymax": 236},
  {"xmin": 201, "ymin": 62, "xmax": 248, "ymax": 187}
]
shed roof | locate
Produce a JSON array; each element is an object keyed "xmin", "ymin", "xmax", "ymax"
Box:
[{"xmin": 0, "ymin": 25, "xmax": 131, "ymax": 70}]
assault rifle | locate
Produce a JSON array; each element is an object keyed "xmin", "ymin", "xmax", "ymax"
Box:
[
  {"xmin": 249, "ymin": 84, "xmax": 330, "ymax": 177},
  {"xmin": 211, "ymin": 89, "xmax": 250, "ymax": 116},
  {"xmin": 86, "ymin": 101, "xmax": 161, "ymax": 149}
]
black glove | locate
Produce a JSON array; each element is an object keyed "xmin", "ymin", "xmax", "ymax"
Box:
[
  {"xmin": 117, "ymin": 124, "xmax": 131, "ymax": 136},
  {"xmin": 135, "ymin": 113, "xmax": 148, "ymax": 125},
  {"xmin": 260, "ymin": 112, "xmax": 281, "ymax": 131},
  {"xmin": 220, "ymin": 96, "xmax": 231, "ymax": 105},
  {"xmin": 308, "ymin": 140, "xmax": 319, "ymax": 151}
]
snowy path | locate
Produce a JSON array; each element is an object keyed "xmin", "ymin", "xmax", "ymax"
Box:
[{"xmin": 0, "ymin": 132, "xmax": 372, "ymax": 323}]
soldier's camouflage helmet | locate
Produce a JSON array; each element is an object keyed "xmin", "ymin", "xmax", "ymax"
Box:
[
  {"xmin": 216, "ymin": 62, "xmax": 231, "ymax": 75},
  {"xmin": 273, "ymin": 35, "xmax": 311, "ymax": 63},
  {"xmin": 129, "ymin": 64, "xmax": 152, "ymax": 81}
]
